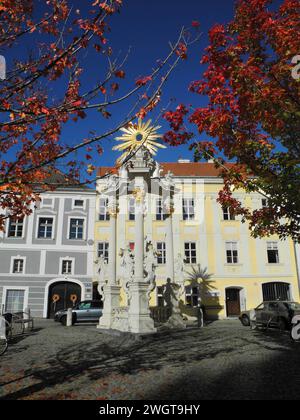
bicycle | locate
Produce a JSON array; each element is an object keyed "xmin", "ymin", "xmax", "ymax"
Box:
[
  {"xmin": 0, "ymin": 314, "xmax": 12, "ymax": 356},
  {"xmin": 0, "ymin": 312, "xmax": 26, "ymax": 356}
]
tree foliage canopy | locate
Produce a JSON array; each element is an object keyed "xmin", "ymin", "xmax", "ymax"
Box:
[
  {"xmin": 0, "ymin": 0, "xmax": 195, "ymax": 229},
  {"xmin": 163, "ymin": 0, "xmax": 300, "ymax": 241}
]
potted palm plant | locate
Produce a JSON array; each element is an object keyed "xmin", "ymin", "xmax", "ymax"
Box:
[{"xmin": 186, "ymin": 265, "xmax": 213, "ymax": 327}]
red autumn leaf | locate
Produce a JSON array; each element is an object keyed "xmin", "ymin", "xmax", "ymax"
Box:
[
  {"xmin": 100, "ymin": 86, "xmax": 106, "ymax": 95},
  {"xmin": 135, "ymin": 76, "xmax": 152, "ymax": 86},
  {"xmin": 192, "ymin": 20, "xmax": 200, "ymax": 28},
  {"xmin": 115, "ymin": 70, "xmax": 125, "ymax": 79}
]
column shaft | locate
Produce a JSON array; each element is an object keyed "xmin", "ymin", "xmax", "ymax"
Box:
[
  {"xmin": 108, "ymin": 213, "xmax": 117, "ymax": 284},
  {"xmin": 134, "ymin": 206, "xmax": 144, "ymax": 281},
  {"xmin": 166, "ymin": 213, "xmax": 174, "ymax": 281}
]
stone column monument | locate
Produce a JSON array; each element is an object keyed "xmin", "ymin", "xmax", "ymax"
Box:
[{"xmin": 97, "ymin": 178, "xmax": 121, "ymax": 330}]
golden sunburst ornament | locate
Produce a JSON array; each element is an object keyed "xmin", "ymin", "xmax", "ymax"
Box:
[{"xmin": 113, "ymin": 119, "xmax": 166, "ymax": 163}]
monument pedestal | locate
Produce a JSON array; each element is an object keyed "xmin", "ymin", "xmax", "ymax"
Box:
[
  {"xmin": 97, "ymin": 284, "xmax": 120, "ymax": 330},
  {"xmin": 128, "ymin": 282, "xmax": 156, "ymax": 334}
]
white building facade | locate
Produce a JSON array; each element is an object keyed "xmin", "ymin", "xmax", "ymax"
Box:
[{"xmin": 0, "ymin": 181, "xmax": 96, "ymax": 318}]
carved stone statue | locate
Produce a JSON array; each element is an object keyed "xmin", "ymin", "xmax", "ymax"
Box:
[
  {"xmin": 119, "ymin": 246, "xmax": 134, "ymax": 303},
  {"xmin": 102, "ymin": 174, "xmax": 119, "ymax": 194},
  {"xmin": 163, "ymin": 277, "xmax": 186, "ymax": 329},
  {"xmin": 174, "ymin": 253, "xmax": 185, "ymax": 299},
  {"xmin": 163, "ymin": 278, "xmax": 179, "ymax": 311},
  {"xmin": 162, "ymin": 170, "xmax": 175, "ymax": 188},
  {"xmin": 160, "ymin": 171, "xmax": 175, "ymax": 215},
  {"xmin": 153, "ymin": 161, "xmax": 163, "ymax": 178},
  {"xmin": 107, "ymin": 196, "xmax": 118, "ymax": 218},
  {"xmin": 95, "ymin": 255, "xmax": 107, "ymax": 302},
  {"xmin": 144, "ymin": 241, "xmax": 158, "ymax": 300}
]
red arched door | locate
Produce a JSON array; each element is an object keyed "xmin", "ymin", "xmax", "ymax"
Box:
[{"xmin": 48, "ymin": 281, "xmax": 81, "ymax": 318}]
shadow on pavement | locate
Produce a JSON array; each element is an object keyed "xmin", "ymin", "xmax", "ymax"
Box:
[{"xmin": 1, "ymin": 323, "xmax": 300, "ymax": 400}]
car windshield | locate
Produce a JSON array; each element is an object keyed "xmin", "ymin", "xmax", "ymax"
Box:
[
  {"xmin": 256, "ymin": 303, "xmax": 267, "ymax": 310},
  {"xmin": 284, "ymin": 302, "xmax": 300, "ymax": 310},
  {"xmin": 78, "ymin": 302, "xmax": 92, "ymax": 310}
]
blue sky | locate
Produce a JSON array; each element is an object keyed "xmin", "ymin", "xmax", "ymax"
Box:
[
  {"xmin": 79, "ymin": 0, "xmax": 236, "ymax": 169},
  {"xmin": 3, "ymin": 0, "xmax": 239, "ymax": 177}
]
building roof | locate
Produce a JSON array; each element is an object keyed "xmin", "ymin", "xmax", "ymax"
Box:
[
  {"xmin": 35, "ymin": 171, "xmax": 93, "ymax": 192},
  {"xmin": 0, "ymin": 170, "xmax": 94, "ymax": 193},
  {"xmin": 97, "ymin": 162, "xmax": 237, "ymax": 178}
]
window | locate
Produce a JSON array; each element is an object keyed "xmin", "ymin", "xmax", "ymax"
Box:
[
  {"xmin": 38, "ymin": 217, "xmax": 53, "ymax": 239},
  {"xmin": 157, "ymin": 286, "xmax": 164, "ymax": 307},
  {"xmin": 267, "ymin": 242, "xmax": 279, "ymax": 263},
  {"xmin": 255, "ymin": 302, "xmax": 268, "ymax": 311},
  {"xmin": 185, "ymin": 286, "xmax": 199, "ymax": 307},
  {"xmin": 129, "ymin": 198, "xmax": 135, "ymax": 221},
  {"xmin": 78, "ymin": 301, "xmax": 92, "ymax": 310},
  {"xmin": 92, "ymin": 301, "xmax": 103, "ymax": 309},
  {"xmin": 41, "ymin": 198, "xmax": 53, "ymax": 207},
  {"xmin": 74, "ymin": 199, "xmax": 84, "ymax": 208},
  {"xmin": 226, "ymin": 242, "xmax": 239, "ymax": 264},
  {"xmin": 98, "ymin": 242, "xmax": 109, "ymax": 263},
  {"xmin": 182, "ymin": 198, "xmax": 195, "ymax": 220},
  {"xmin": 157, "ymin": 242, "xmax": 166, "ymax": 264},
  {"xmin": 223, "ymin": 207, "xmax": 235, "ymax": 221},
  {"xmin": 156, "ymin": 199, "xmax": 166, "ymax": 221},
  {"xmin": 61, "ymin": 259, "xmax": 73, "ymax": 275},
  {"xmin": 184, "ymin": 242, "xmax": 197, "ymax": 264},
  {"xmin": 5, "ymin": 289, "xmax": 25, "ymax": 312},
  {"xmin": 8, "ymin": 218, "xmax": 24, "ymax": 237},
  {"xmin": 99, "ymin": 198, "xmax": 110, "ymax": 221},
  {"xmin": 261, "ymin": 198, "xmax": 268, "ymax": 208},
  {"xmin": 69, "ymin": 218, "xmax": 84, "ymax": 240},
  {"xmin": 262, "ymin": 282, "xmax": 290, "ymax": 301},
  {"xmin": 268, "ymin": 302, "xmax": 279, "ymax": 311},
  {"xmin": 12, "ymin": 258, "xmax": 24, "ymax": 274}
]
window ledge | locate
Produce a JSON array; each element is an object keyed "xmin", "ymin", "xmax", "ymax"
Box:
[
  {"xmin": 266, "ymin": 263, "xmax": 283, "ymax": 266},
  {"xmin": 224, "ymin": 263, "xmax": 243, "ymax": 267},
  {"xmin": 37, "ymin": 238, "xmax": 55, "ymax": 240}
]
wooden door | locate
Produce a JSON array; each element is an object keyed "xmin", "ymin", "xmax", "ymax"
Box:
[
  {"xmin": 226, "ymin": 288, "xmax": 241, "ymax": 316},
  {"xmin": 48, "ymin": 282, "xmax": 81, "ymax": 318}
]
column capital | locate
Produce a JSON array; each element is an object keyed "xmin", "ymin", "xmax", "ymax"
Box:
[
  {"xmin": 107, "ymin": 206, "xmax": 119, "ymax": 218},
  {"xmin": 132, "ymin": 187, "xmax": 145, "ymax": 203},
  {"xmin": 165, "ymin": 205, "xmax": 175, "ymax": 215}
]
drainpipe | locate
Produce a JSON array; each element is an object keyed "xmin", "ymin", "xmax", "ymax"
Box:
[{"xmin": 293, "ymin": 241, "xmax": 300, "ymax": 299}]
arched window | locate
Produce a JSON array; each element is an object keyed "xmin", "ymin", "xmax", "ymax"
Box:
[{"xmin": 262, "ymin": 282, "xmax": 291, "ymax": 301}]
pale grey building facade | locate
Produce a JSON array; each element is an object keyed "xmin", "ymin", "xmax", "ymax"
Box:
[{"xmin": 0, "ymin": 181, "xmax": 96, "ymax": 318}]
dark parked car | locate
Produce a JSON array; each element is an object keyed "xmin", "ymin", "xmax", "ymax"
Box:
[
  {"xmin": 239, "ymin": 301, "xmax": 300, "ymax": 330},
  {"xmin": 54, "ymin": 300, "xmax": 102, "ymax": 325}
]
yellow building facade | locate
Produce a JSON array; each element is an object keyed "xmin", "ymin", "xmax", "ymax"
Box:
[{"xmin": 94, "ymin": 159, "xmax": 300, "ymax": 321}]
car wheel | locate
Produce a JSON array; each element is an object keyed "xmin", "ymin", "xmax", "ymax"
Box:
[
  {"xmin": 241, "ymin": 315, "xmax": 250, "ymax": 327},
  {"xmin": 60, "ymin": 315, "xmax": 67, "ymax": 326},
  {"xmin": 278, "ymin": 318, "xmax": 287, "ymax": 331}
]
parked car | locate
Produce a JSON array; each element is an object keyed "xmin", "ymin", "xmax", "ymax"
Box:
[
  {"xmin": 239, "ymin": 301, "xmax": 300, "ymax": 330},
  {"xmin": 54, "ymin": 300, "xmax": 102, "ymax": 325}
]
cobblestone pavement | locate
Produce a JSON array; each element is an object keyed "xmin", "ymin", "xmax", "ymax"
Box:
[{"xmin": 1, "ymin": 319, "xmax": 300, "ymax": 400}]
